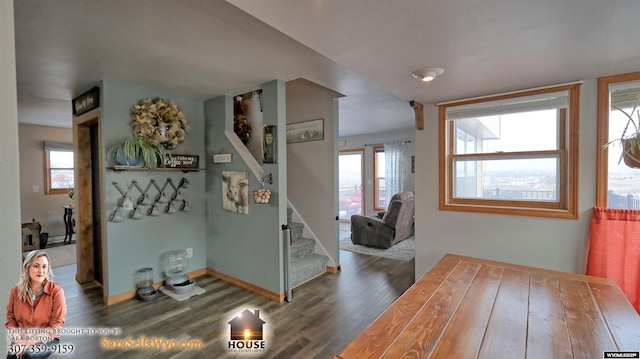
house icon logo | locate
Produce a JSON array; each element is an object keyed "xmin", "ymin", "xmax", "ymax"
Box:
[
  {"xmin": 229, "ymin": 309, "xmax": 265, "ymax": 340},
  {"xmin": 227, "ymin": 308, "xmax": 267, "ymax": 353}
]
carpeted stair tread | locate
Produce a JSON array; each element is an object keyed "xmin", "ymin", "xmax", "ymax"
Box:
[
  {"xmin": 290, "ymin": 237, "xmax": 316, "ymax": 258},
  {"xmin": 290, "ymin": 253, "xmax": 329, "ymax": 287},
  {"xmin": 289, "ymin": 222, "xmax": 304, "ymax": 241},
  {"xmin": 286, "ymin": 208, "xmax": 329, "ymax": 288}
]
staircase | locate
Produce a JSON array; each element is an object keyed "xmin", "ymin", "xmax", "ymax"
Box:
[{"xmin": 287, "ymin": 209, "xmax": 329, "ymax": 287}]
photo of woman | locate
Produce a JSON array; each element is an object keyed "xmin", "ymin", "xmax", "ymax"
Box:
[{"xmin": 5, "ymin": 250, "xmax": 66, "ymax": 359}]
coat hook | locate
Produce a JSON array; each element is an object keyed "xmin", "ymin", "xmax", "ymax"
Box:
[
  {"xmin": 178, "ymin": 177, "xmax": 190, "ymax": 189},
  {"xmin": 260, "ymin": 173, "xmax": 273, "ymax": 186}
]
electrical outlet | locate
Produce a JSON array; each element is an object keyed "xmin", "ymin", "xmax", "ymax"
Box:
[{"xmin": 186, "ymin": 247, "xmax": 193, "ymax": 258}]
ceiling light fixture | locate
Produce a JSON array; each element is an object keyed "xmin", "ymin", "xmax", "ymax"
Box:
[{"xmin": 411, "ymin": 67, "xmax": 445, "ymax": 82}]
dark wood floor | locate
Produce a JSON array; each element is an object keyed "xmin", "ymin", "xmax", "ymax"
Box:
[{"xmin": 52, "ymin": 250, "xmax": 414, "ymax": 359}]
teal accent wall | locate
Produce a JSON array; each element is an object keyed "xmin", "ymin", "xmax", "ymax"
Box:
[
  {"xmin": 264, "ymin": 80, "xmax": 289, "ymax": 293},
  {"xmin": 101, "ymin": 80, "xmax": 206, "ymax": 297},
  {"xmin": 205, "ymin": 80, "xmax": 287, "ymax": 295}
]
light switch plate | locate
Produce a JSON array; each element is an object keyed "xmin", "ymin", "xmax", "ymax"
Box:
[{"xmin": 213, "ymin": 153, "xmax": 232, "ymax": 163}]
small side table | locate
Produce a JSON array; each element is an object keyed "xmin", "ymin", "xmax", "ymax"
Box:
[
  {"xmin": 62, "ymin": 205, "xmax": 75, "ymax": 244},
  {"xmin": 21, "ymin": 222, "xmax": 41, "ymax": 252}
]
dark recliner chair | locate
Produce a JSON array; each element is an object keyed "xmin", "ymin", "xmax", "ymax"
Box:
[{"xmin": 350, "ymin": 191, "xmax": 415, "ymax": 249}]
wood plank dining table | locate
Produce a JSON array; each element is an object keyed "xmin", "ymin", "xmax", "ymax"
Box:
[{"xmin": 334, "ymin": 253, "xmax": 640, "ymax": 359}]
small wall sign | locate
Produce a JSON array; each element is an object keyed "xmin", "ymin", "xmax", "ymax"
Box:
[
  {"xmin": 213, "ymin": 154, "xmax": 232, "ymax": 163},
  {"xmin": 72, "ymin": 86, "xmax": 100, "ymax": 116},
  {"xmin": 164, "ymin": 154, "xmax": 199, "ymax": 169}
]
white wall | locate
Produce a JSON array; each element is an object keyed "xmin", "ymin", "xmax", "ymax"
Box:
[
  {"xmin": 339, "ymin": 128, "xmax": 415, "ymax": 216},
  {"xmin": 0, "ymin": 1, "xmax": 23, "ymax": 354},
  {"xmin": 287, "ymin": 79, "xmax": 342, "ymax": 267},
  {"xmin": 414, "ymin": 80, "xmax": 597, "ymax": 277}
]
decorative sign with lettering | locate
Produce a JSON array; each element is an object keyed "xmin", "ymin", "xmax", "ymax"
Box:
[
  {"xmin": 164, "ymin": 154, "xmax": 199, "ymax": 169},
  {"xmin": 72, "ymin": 87, "xmax": 100, "ymax": 116}
]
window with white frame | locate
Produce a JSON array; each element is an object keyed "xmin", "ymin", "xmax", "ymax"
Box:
[
  {"xmin": 44, "ymin": 142, "xmax": 74, "ymax": 195},
  {"xmin": 439, "ymin": 83, "xmax": 580, "ymax": 218}
]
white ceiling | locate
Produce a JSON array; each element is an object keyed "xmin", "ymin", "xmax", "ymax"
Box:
[{"xmin": 13, "ymin": 0, "xmax": 640, "ymax": 136}]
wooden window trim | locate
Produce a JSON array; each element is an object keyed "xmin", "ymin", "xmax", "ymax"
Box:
[
  {"xmin": 44, "ymin": 149, "xmax": 73, "ymax": 195},
  {"xmin": 596, "ymin": 71, "xmax": 640, "ymax": 207},
  {"xmin": 439, "ymin": 83, "xmax": 580, "ymax": 219}
]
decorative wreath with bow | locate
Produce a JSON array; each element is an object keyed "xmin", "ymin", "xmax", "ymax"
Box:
[{"xmin": 131, "ymin": 98, "xmax": 189, "ymax": 149}]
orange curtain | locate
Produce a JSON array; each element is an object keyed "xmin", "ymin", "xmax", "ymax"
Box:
[{"xmin": 587, "ymin": 207, "xmax": 640, "ymax": 313}]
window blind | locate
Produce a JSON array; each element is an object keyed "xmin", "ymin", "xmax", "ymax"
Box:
[
  {"xmin": 610, "ymin": 81, "xmax": 640, "ymax": 109},
  {"xmin": 446, "ymin": 91, "xmax": 569, "ymax": 120},
  {"xmin": 43, "ymin": 141, "xmax": 73, "ymax": 152}
]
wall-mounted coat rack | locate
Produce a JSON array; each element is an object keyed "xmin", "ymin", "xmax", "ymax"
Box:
[{"xmin": 109, "ymin": 177, "xmax": 191, "ymax": 222}]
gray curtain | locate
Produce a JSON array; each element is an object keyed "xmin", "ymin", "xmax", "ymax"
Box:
[{"xmin": 384, "ymin": 141, "xmax": 410, "ymax": 204}]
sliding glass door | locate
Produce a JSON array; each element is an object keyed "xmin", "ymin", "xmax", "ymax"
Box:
[{"xmin": 339, "ymin": 149, "xmax": 364, "ymax": 221}]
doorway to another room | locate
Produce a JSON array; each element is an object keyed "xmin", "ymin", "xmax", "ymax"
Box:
[
  {"xmin": 21, "ymin": 139, "xmax": 78, "ymax": 268},
  {"xmin": 338, "ymin": 149, "xmax": 364, "ymax": 243},
  {"xmin": 338, "ymin": 149, "xmax": 364, "ymax": 223},
  {"xmin": 74, "ymin": 112, "xmax": 105, "ymax": 288}
]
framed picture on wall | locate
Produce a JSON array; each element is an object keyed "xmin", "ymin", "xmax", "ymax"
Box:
[
  {"xmin": 222, "ymin": 171, "xmax": 249, "ymax": 215},
  {"xmin": 286, "ymin": 118, "xmax": 324, "ymax": 144}
]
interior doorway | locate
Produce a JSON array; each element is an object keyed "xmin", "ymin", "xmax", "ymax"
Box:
[
  {"xmin": 73, "ymin": 112, "xmax": 105, "ymax": 288},
  {"xmin": 338, "ymin": 149, "xmax": 364, "ymax": 221}
]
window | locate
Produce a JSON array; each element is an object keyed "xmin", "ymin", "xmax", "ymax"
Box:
[
  {"xmin": 373, "ymin": 145, "xmax": 386, "ymax": 210},
  {"xmin": 44, "ymin": 142, "xmax": 74, "ymax": 195},
  {"xmin": 339, "ymin": 149, "xmax": 364, "ymax": 220},
  {"xmin": 597, "ymin": 72, "xmax": 640, "ymax": 209},
  {"xmin": 439, "ymin": 83, "xmax": 580, "ymax": 218}
]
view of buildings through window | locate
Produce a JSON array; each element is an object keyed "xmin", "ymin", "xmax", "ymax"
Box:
[
  {"xmin": 47, "ymin": 149, "xmax": 74, "ymax": 193},
  {"xmin": 454, "ymin": 110, "xmax": 559, "ymax": 202},
  {"xmin": 338, "ymin": 151, "xmax": 363, "ymax": 220}
]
